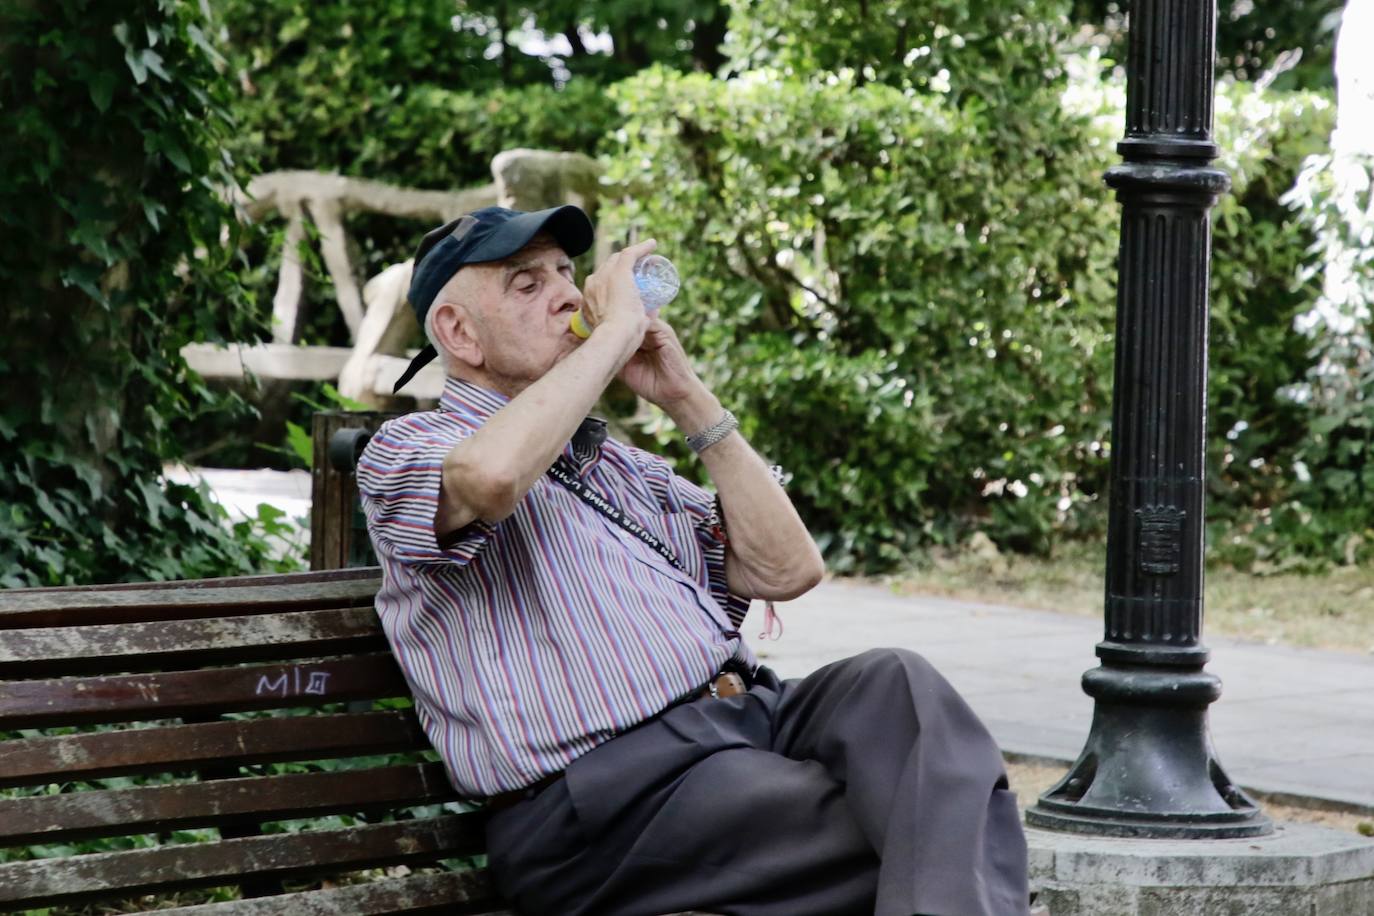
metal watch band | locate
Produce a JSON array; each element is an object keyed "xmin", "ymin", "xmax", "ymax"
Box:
[{"xmin": 685, "ymin": 409, "xmax": 739, "ymax": 453}]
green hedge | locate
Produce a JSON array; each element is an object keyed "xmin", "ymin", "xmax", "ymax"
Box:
[
  {"xmin": 600, "ymin": 57, "xmax": 1340, "ymax": 572},
  {"xmin": 602, "ymin": 64, "xmax": 1118, "ymax": 570}
]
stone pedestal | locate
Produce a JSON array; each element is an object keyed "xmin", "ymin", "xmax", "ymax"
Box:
[{"xmin": 1028, "ymin": 822, "xmax": 1374, "ymax": 915}]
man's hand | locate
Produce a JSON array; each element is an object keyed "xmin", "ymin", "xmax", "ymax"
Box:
[
  {"xmin": 617, "ymin": 311, "xmax": 825, "ymax": 602},
  {"xmin": 618, "ymin": 317, "xmax": 711, "ymax": 411},
  {"xmin": 584, "ymin": 240, "xmax": 712, "ymax": 416},
  {"xmin": 580, "ymin": 239, "xmax": 657, "ymax": 342}
]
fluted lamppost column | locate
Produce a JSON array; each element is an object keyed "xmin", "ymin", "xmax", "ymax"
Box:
[{"xmin": 1025, "ymin": 0, "xmax": 1272, "ymax": 838}]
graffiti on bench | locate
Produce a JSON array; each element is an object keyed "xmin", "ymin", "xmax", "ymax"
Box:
[{"xmin": 255, "ymin": 667, "xmax": 332, "ymax": 698}]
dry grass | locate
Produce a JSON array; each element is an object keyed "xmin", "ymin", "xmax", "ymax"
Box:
[
  {"xmin": 1006, "ymin": 758, "xmax": 1374, "ymax": 837},
  {"xmin": 879, "ymin": 541, "xmax": 1374, "ymax": 653}
]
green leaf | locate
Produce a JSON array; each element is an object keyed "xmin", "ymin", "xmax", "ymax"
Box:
[
  {"xmin": 88, "ymin": 71, "xmax": 117, "ymax": 112},
  {"xmin": 160, "ymin": 137, "xmax": 192, "ymax": 173},
  {"xmin": 141, "ymin": 49, "xmax": 171, "ymax": 82},
  {"xmin": 33, "ymin": 490, "xmax": 72, "ymax": 528},
  {"xmin": 285, "ymin": 421, "xmax": 313, "ymax": 467},
  {"xmin": 124, "ymin": 47, "xmax": 148, "ymax": 84},
  {"xmin": 321, "ymin": 384, "xmax": 371, "ymax": 412},
  {"xmin": 142, "ymin": 200, "xmax": 165, "ymax": 231}
]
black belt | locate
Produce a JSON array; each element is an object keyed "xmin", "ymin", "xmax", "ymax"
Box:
[
  {"xmin": 484, "ymin": 665, "xmax": 754, "ymax": 811},
  {"xmin": 485, "ymin": 770, "xmax": 564, "ymax": 812}
]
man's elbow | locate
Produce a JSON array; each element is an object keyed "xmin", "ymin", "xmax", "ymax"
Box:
[
  {"xmin": 790, "ymin": 548, "xmax": 827, "ymax": 596},
  {"xmin": 755, "ymin": 547, "xmax": 825, "ymax": 601}
]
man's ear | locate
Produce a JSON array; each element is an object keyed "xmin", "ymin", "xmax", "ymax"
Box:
[{"xmin": 429, "ymin": 300, "xmax": 483, "ymax": 369}]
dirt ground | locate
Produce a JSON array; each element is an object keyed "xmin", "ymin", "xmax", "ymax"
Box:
[{"xmin": 1006, "ymin": 757, "xmax": 1374, "ymax": 837}]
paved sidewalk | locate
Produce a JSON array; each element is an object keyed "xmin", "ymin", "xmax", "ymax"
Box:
[{"xmin": 741, "ymin": 580, "xmax": 1374, "ymax": 811}]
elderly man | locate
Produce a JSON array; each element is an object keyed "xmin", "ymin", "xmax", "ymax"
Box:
[{"xmin": 357, "ymin": 205, "xmax": 1028, "ymax": 916}]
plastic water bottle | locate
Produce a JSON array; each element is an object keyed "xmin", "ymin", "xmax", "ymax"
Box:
[{"xmin": 569, "ymin": 254, "xmax": 680, "ymax": 339}]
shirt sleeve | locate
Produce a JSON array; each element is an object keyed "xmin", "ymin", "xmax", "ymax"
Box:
[
  {"xmin": 628, "ymin": 446, "xmax": 752, "ymax": 628},
  {"xmin": 355, "ymin": 416, "xmax": 496, "ymax": 568}
]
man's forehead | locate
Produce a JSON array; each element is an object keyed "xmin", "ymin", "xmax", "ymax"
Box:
[
  {"xmin": 499, "ymin": 238, "xmax": 573, "ymax": 275},
  {"xmin": 507, "ymin": 234, "xmax": 570, "ymax": 263}
]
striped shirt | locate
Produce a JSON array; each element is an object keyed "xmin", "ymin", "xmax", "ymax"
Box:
[{"xmin": 357, "ymin": 377, "xmax": 755, "ymax": 797}]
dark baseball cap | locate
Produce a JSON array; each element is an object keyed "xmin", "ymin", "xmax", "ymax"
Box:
[{"xmin": 392, "ymin": 205, "xmax": 595, "ymax": 393}]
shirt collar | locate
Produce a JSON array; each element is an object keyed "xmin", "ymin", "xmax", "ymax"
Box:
[{"xmin": 439, "ymin": 377, "xmax": 510, "ymax": 423}]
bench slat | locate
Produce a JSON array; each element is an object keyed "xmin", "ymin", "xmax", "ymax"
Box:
[
  {"xmin": 26, "ymin": 567, "xmax": 381, "ymax": 594},
  {"xmin": 0, "ymin": 711, "xmax": 429, "ymax": 788},
  {"xmin": 0, "ymin": 654, "xmax": 407, "ymax": 728},
  {"xmin": 0, "ymin": 577, "xmax": 381, "ymax": 628},
  {"xmin": 151, "ymin": 870, "xmax": 504, "ymax": 915},
  {"xmin": 0, "ymin": 814, "xmax": 485, "ymax": 911},
  {"xmin": 0, "ymin": 607, "xmax": 385, "ymax": 676},
  {"xmin": 0, "ymin": 763, "xmax": 458, "ymax": 846}
]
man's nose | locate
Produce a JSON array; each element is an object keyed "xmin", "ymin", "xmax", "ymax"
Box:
[{"xmin": 553, "ymin": 273, "xmax": 584, "ymax": 309}]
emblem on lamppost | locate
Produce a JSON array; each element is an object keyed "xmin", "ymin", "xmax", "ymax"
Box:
[{"xmin": 1136, "ymin": 505, "xmax": 1184, "ymax": 576}]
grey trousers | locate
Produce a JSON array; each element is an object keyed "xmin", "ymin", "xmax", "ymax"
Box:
[{"xmin": 485, "ymin": 648, "xmax": 1029, "ymax": 916}]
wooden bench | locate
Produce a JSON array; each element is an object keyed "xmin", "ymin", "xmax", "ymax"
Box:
[{"xmin": 0, "ymin": 566, "xmax": 509, "ymax": 914}]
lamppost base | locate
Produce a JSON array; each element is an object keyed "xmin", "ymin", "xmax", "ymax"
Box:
[
  {"xmin": 1026, "ymin": 663, "xmax": 1274, "ymax": 839},
  {"xmin": 1027, "ymin": 802, "xmax": 1273, "ymax": 840}
]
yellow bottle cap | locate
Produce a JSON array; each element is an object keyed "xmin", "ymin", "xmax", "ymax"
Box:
[{"xmin": 569, "ymin": 311, "xmax": 591, "ymax": 339}]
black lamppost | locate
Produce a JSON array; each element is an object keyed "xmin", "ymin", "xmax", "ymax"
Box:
[{"xmin": 1025, "ymin": 0, "xmax": 1272, "ymax": 838}]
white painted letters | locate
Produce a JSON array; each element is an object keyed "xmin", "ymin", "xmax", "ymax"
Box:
[{"xmin": 254, "ymin": 667, "xmax": 332, "ymax": 698}]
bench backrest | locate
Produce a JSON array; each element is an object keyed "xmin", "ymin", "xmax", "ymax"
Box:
[{"xmin": 0, "ymin": 568, "xmax": 507, "ymax": 914}]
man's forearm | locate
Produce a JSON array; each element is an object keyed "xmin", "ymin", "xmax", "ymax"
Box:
[
  {"xmin": 441, "ymin": 321, "xmax": 641, "ymax": 526},
  {"xmin": 663, "ymin": 386, "xmax": 825, "ymax": 600}
]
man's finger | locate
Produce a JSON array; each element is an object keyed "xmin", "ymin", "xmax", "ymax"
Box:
[{"xmin": 615, "ymin": 238, "xmax": 657, "ymax": 266}]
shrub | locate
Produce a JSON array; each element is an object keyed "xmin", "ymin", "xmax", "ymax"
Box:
[
  {"xmin": 600, "ymin": 55, "xmax": 1340, "ymax": 572},
  {"xmin": 0, "ymin": 0, "xmax": 285, "ymax": 585},
  {"xmin": 602, "ymin": 65, "xmax": 1120, "ymax": 570},
  {"xmin": 1206, "ymin": 82, "xmax": 1345, "ymax": 569},
  {"xmin": 1218, "ymin": 106, "xmax": 1374, "ymax": 572}
]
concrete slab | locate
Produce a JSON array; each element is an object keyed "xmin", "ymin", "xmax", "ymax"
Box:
[{"xmin": 1028, "ymin": 822, "xmax": 1374, "ymax": 915}]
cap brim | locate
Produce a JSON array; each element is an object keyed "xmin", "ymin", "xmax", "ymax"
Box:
[{"xmin": 466, "ymin": 205, "xmax": 594, "ymax": 264}]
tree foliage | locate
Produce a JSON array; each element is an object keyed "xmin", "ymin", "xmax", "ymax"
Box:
[
  {"xmin": 602, "ymin": 10, "xmax": 1343, "ymax": 571},
  {"xmin": 1070, "ymin": 0, "xmax": 1344, "ymax": 90},
  {"xmin": 722, "ymin": 0, "xmax": 1071, "ymax": 104},
  {"xmin": 216, "ymin": 0, "xmax": 722, "ymax": 189},
  {"xmin": 4, "ymin": 0, "xmax": 1358, "ymax": 584},
  {"xmin": 604, "ymin": 0, "xmax": 1119, "ymax": 568},
  {"xmin": 0, "ymin": 0, "xmax": 283, "ymax": 585}
]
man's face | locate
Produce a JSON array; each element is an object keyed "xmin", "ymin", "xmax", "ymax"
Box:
[{"xmin": 458, "ymin": 235, "xmax": 585, "ymax": 395}]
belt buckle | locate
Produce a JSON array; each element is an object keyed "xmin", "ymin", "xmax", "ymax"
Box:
[{"xmin": 708, "ymin": 671, "xmax": 748, "ymax": 699}]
